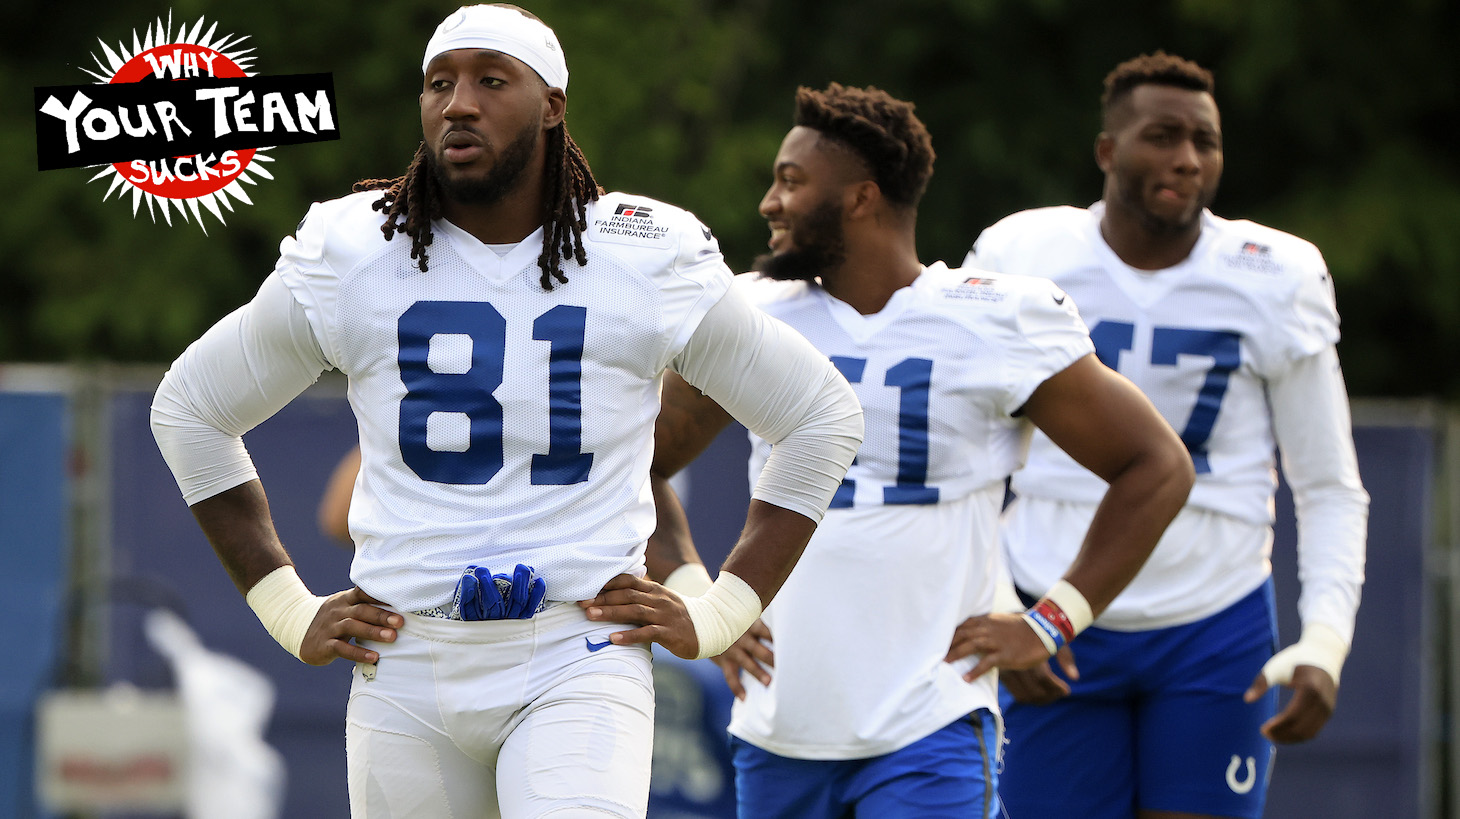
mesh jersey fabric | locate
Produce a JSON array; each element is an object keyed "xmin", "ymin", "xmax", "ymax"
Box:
[
  {"xmin": 729, "ymin": 264, "xmax": 1092, "ymax": 759},
  {"xmin": 971, "ymin": 203, "xmax": 1365, "ymax": 633},
  {"xmin": 278, "ymin": 190, "xmax": 731, "ymax": 608}
]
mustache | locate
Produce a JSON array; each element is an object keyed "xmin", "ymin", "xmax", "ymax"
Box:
[{"xmin": 439, "ymin": 124, "xmax": 486, "ymax": 148}]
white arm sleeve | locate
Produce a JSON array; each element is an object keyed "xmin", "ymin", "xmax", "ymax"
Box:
[
  {"xmin": 151, "ymin": 273, "xmax": 332, "ymax": 505},
  {"xmin": 1268, "ymin": 345, "xmax": 1369, "ymax": 646},
  {"xmin": 672, "ymin": 286, "xmax": 862, "ymax": 522}
]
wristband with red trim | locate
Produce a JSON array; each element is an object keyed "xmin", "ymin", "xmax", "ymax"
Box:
[{"xmin": 1019, "ymin": 580, "xmax": 1093, "ymax": 656}]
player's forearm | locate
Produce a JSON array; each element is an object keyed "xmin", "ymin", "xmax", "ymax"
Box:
[
  {"xmin": 192, "ymin": 480, "xmax": 334, "ymax": 662},
  {"xmin": 1021, "ymin": 355, "xmax": 1193, "ymax": 616},
  {"xmin": 188, "ymin": 479, "xmax": 295, "ymax": 595},
  {"xmin": 1293, "ymin": 483, "xmax": 1368, "ymax": 644},
  {"xmin": 1061, "ymin": 441, "xmax": 1194, "ymax": 616},
  {"xmin": 672, "ymin": 286, "xmax": 863, "ymax": 522},
  {"xmin": 646, "ymin": 473, "xmax": 704, "ymax": 583},
  {"xmin": 667, "ymin": 500, "xmax": 812, "ymax": 659},
  {"xmin": 316, "ymin": 446, "xmax": 360, "ymax": 544},
  {"xmin": 654, "ymin": 371, "xmax": 735, "ymax": 478},
  {"xmin": 718, "ymin": 499, "xmax": 819, "ymax": 608},
  {"xmin": 1270, "ymin": 346, "xmax": 1369, "ymax": 644}
]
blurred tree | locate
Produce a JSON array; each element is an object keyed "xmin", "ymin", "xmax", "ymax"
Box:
[{"xmin": 3, "ymin": 0, "xmax": 1456, "ymax": 397}]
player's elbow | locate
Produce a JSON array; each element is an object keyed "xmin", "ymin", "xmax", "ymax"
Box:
[
  {"xmin": 1293, "ymin": 481, "xmax": 1370, "ymax": 516},
  {"xmin": 1147, "ymin": 435, "xmax": 1196, "ymax": 508},
  {"xmin": 317, "ymin": 505, "xmax": 352, "ymax": 545},
  {"xmin": 1107, "ymin": 423, "xmax": 1195, "ymax": 514},
  {"xmin": 814, "ymin": 394, "xmax": 864, "ymax": 474},
  {"xmin": 650, "ymin": 432, "xmax": 699, "ymax": 480},
  {"xmin": 149, "ymin": 368, "xmax": 204, "ymax": 453},
  {"xmin": 774, "ymin": 368, "xmax": 863, "ymax": 464},
  {"xmin": 822, "ymin": 373, "xmax": 865, "ymax": 451}
]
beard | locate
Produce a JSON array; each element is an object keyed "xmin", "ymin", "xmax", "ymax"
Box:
[
  {"xmin": 753, "ymin": 200, "xmax": 847, "ymax": 282},
  {"xmin": 428, "ymin": 120, "xmax": 539, "ymax": 207},
  {"xmin": 1113, "ymin": 173, "xmax": 1218, "ymax": 236}
]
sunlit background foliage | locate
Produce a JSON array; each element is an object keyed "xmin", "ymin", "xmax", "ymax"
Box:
[{"xmin": 4, "ymin": 0, "xmax": 1456, "ymax": 396}]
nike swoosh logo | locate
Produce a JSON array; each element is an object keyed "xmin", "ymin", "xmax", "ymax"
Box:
[
  {"xmin": 585, "ymin": 637, "xmax": 613, "ymax": 652},
  {"xmin": 702, "ymin": 227, "xmax": 713, "ymax": 240},
  {"xmin": 1053, "ymin": 294, "xmax": 1066, "ymax": 305}
]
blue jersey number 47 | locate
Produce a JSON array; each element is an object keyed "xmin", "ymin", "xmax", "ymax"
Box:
[{"xmin": 1090, "ymin": 320, "xmax": 1241, "ymax": 474}]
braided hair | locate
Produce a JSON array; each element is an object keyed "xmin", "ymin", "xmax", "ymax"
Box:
[{"xmin": 354, "ymin": 122, "xmax": 602, "ymax": 289}]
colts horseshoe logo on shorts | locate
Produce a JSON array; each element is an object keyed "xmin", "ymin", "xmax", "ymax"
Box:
[{"xmin": 1226, "ymin": 755, "xmax": 1257, "ymax": 794}]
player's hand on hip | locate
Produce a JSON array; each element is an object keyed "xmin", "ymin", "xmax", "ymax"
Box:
[
  {"xmin": 1245, "ymin": 663, "xmax": 1338, "ymax": 743},
  {"xmin": 713, "ymin": 618, "xmax": 774, "ymax": 700},
  {"xmin": 580, "ymin": 573, "xmax": 698, "ymax": 659},
  {"xmin": 947, "ymin": 612, "xmax": 1071, "ymax": 683},
  {"xmin": 999, "ymin": 648, "xmax": 1079, "ymax": 704},
  {"xmin": 299, "ymin": 587, "xmax": 402, "ymax": 666}
]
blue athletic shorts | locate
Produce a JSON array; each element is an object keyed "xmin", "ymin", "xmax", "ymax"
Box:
[
  {"xmin": 731, "ymin": 709, "xmax": 1001, "ymax": 819},
  {"xmin": 999, "ymin": 580, "xmax": 1279, "ymax": 819}
]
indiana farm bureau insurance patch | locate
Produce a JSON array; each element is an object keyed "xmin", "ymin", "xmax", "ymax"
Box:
[{"xmin": 33, "ymin": 13, "xmax": 340, "ymax": 232}]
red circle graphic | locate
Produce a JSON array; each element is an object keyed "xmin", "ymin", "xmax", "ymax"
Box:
[{"xmin": 108, "ymin": 44, "xmax": 255, "ymax": 200}]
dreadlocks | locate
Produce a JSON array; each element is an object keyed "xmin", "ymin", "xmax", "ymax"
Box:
[{"xmin": 354, "ymin": 123, "xmax": 602, "ymax": 290}]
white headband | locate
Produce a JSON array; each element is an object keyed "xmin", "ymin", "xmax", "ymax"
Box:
[{"xmin": 422, "ymin": 5, "xmax": 568, "ymax": 92}]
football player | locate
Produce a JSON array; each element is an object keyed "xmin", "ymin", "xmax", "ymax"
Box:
[
  {"xmin": 151, "ymin": 5, "xmax": 862, "ymax": 817},
  {"xmin": 967, "ymin": 52, "xmax": 1369, "ymax": 819},
  {"xmin": 649, "ymin": 82, "xmax": 1193, "ymax": 818}
]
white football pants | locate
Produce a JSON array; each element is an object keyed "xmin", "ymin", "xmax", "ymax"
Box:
[{"xmin": 346, "ymin": 602, "xmax": 655, "ymax": 818}]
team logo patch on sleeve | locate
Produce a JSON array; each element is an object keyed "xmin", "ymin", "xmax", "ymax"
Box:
[
  {"xmin": 590, "ymin": 201, "xmax": 672, "ymax": 247},
  {"xmin": 1223, "ymin": 241, "xmax": 1281, "ymax": 274},
  {"xmin": 941, "ymin": 276, "xmax": 1006, "ymax": 302}
]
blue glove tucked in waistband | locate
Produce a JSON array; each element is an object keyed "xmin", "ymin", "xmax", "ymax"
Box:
[{"xmin": 450, "ymin": 564, "xmax": 548, "ymax": 620}]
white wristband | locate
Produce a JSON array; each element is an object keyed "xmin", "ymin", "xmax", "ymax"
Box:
[
  {"xmin": 245, "ymin": 565, "xmax": 326, "ymax": 661},
  {"xmin": 680, "ymin": 571, "xmax": 763, "ymax": 660},
  {"xmin": 663, "ymin": 562, "xmax": 715, "ymax": 597},
  {"xmin": 1260, "ymin": 622, "xmax": 1349, "ymax": 687},
  {"xmin": 1019, "ymin": 579, "xmax": 1094, "ymax": 655},
  {"xmin": 1045, "ymin": 580, "xmax": 1094, "ymax": 634}
]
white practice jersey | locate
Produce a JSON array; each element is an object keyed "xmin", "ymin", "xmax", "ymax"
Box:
[
  {"xmin": 282, "ymin": 192, "xmax": 734, "ymax": 608},
  {"xmin": 728, "ymin": 263, "xmax": 1093, "ymax": 759},
  {"xmin": 154, "ymin": 188, "xmax": 860, "ymax": 614},
  {"xmin": 970, "ymin": 203, "xmax": 1368, "ymax": 637}
]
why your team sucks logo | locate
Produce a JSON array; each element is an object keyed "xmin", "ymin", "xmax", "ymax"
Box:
[{"xmin": 34, "ymin": 13, "xmax": 340, "ymax": 232}]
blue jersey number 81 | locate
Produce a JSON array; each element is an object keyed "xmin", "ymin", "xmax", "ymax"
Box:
[{"xmin": 397, "ymin": 301, "xmax": 593, "ymax": 485}]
